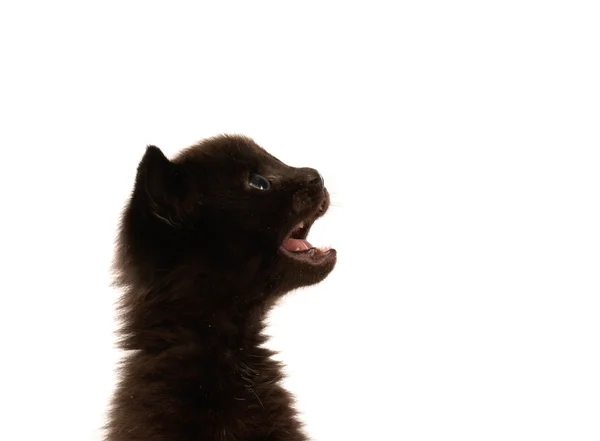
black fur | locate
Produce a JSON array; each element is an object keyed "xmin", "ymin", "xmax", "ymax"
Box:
[{"xmin": 105, "ymin": 134, "xmax": 336, "ymax": 440}]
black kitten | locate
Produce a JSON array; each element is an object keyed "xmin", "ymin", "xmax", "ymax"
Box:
[{"xmin": 105, "ymin": 134, "xmax": 336, "ymax": 441}]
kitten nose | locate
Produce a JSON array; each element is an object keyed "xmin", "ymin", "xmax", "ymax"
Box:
[{"xmin": 302, "ymin": 168, "xmax": 324, "ymax": 187}]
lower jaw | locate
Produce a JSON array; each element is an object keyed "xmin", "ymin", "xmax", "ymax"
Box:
[{"xmin": 279, "ymin": 246, "xmax": 336, "ymax": 265}]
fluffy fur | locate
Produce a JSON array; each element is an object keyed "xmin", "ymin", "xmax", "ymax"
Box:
[{"xmin": 105, "ymin": 135, "xmax": 336, "ymax": 441}]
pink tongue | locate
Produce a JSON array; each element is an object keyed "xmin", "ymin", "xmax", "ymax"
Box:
[{"xmin": 282, "ymin": 238, "xmax": 312, "ymax": 252}]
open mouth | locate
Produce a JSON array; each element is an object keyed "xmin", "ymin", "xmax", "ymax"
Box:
[{"xmin": 279, "ymin": 198, "xmax": 335, "ymax": 265}]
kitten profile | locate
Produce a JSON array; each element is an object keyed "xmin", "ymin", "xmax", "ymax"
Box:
[{"xmin": 105, "ymin": 135, "xmax": 336, "ymax": 440}]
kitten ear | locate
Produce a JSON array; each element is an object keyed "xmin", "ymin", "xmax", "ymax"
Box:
[{"xmin": 135, "ymin": 145, "xmax": 183, "ymax": 225}]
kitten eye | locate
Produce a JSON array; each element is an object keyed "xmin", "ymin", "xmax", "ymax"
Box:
[{"xmin": 249, "ymin": 174, "xmax": 271, "ymax": 190}]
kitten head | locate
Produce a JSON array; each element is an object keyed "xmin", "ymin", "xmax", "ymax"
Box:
[{"xmin": 117, "ymin": 134, "xmax": 336, "ymax": 305}]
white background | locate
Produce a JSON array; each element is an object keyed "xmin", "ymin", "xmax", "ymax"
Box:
[{"xmin": 1, "ymin": 1, "xmax": 599, "ymax": 440}]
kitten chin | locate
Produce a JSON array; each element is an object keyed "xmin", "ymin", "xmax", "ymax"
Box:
[{"xmin": 105, "ymin": 134, "xmax": 336, "ymax": 441}]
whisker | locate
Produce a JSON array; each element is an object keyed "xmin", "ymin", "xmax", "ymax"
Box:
[{"xmin": 247, "ymin": 387, "xmax": 264, "ymax": 409}]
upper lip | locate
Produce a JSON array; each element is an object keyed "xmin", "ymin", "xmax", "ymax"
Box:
[
  {"xmin": 287, "ymin": 220, "xmax": 309, "ymax": 241},
  {"xmin": 285, "ymin": 191, "xmax": 330, "ymax": 241}
]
